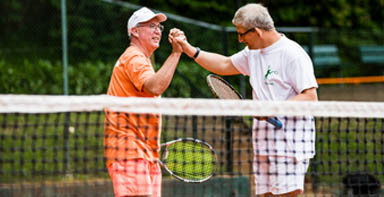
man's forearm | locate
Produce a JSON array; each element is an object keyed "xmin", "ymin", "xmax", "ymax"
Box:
[
  {"xmin": 144, "ymin": 52, "xmax": 181, "ymax": 96},
  {"xmin": 289, "ymin": 87, "xmax": 318, "ymax": 101}
]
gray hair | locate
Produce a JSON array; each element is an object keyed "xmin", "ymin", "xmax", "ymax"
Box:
[{"xmin": 232, "ymin": 3, "xmax": 274, "ymax": 31}]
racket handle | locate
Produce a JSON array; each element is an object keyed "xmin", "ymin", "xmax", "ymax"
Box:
[{"xmin": 267, "ymin": 117, "xmax": 283, "ymax": 129}]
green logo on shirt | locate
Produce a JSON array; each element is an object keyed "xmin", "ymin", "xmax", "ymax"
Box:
[{"xmin": 264, "ymin": 65, "xmax": 278, "ymax": 85}]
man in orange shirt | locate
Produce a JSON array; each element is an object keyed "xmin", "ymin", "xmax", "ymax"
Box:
[{"xmin": 104, "ymin": 7, "xmax": 183, "ymax": 197}]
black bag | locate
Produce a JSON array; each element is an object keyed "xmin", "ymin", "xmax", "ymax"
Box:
[{"xmin": 343, "ymin": 172, "xmax": 381, "ymax": 195}]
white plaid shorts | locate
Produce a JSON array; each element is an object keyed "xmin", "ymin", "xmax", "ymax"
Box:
[{"xmin": 253, "ymin": 155, "xmax": 310, "ymax": 195}]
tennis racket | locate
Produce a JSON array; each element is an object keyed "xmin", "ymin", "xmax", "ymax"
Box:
[
  {"xmin": 206, "ymin": 74, "xmax": 283, "ymax": 129},
  {"xmin": 159, "ymin": 138, "xmax": 217, "ymax": 183}
]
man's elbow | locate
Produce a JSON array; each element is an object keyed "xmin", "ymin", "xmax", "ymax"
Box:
[
  {"xmin": 144, "ymin": 87, "xmax": 163, "ymax": 97},
  {"xmin": 143, "ymin": 80, "xmax": 166, "ymax": 97},
  {"xmin": 309, "ymin": 93, "xmax": 318, "ymax": 101},
  {"xmin": 307, "ymin": 88, "xmax": 318, "ymax": 101}
]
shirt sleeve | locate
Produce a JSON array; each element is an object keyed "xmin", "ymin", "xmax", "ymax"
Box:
[
  {"xmin": 286, "ymin": 54, "xmax": 318, "ymax": 94},
  {"xmin": 230, "ymin": 48, "xmax": 250, "ymax": 76},
  {"xmin": 123, "ymin": 55, "xmax": 155, "ymax": 92}
]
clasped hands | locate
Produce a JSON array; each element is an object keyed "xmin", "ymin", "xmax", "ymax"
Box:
[{"xmin": 168, "ymin": 28, "xmax": 188, "ymax": 54}]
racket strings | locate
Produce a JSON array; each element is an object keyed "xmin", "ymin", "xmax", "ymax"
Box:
[
  {"xmin": 164, "ymin": 141, "xmax": 216, "ymax": 180},
  {"xmin": 210, "ymin": 78, "xmax": 241, "ymax": 99}
]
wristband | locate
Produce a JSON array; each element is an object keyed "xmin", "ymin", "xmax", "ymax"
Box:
[{"xmin": 193, "ymin": 47, "xmax": 200, "ymax": 59}]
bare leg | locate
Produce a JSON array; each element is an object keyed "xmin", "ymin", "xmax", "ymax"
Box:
[{"xmin": 261, "ymin": 189, "xmax": 302, "ymax": 197}]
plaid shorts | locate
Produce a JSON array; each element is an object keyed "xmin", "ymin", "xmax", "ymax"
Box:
[
  {"xmin": 253, "ymin": 155, "xmax": 310, "ymax": 195},
  {"xmin": 107, "ymin": 159, "xmax": 161, "ymax": 197}
]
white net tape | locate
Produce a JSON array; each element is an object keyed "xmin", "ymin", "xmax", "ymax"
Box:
[{"xmin": 0, "ymin": 94, "xmax": 383, "ymax": 118}]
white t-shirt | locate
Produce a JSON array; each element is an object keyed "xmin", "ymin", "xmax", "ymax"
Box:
[{"xmin": 231, "ymin": 35, "xmax": 318, "ymax": 160}]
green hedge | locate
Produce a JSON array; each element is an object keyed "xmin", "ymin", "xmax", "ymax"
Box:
[
  {"xmin": 0, "ymin": 59, "xmax": 111, "ymax": 95},
  {"xmin": 0, "ymin": 59, "xmax": 212, "ymax": 97}
]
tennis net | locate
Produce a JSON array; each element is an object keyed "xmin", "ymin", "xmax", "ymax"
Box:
[{"xmin": 1, "ymin": 95, "xmax": 383, "ymax": 196}]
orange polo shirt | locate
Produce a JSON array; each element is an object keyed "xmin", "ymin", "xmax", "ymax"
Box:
[{"xmin": 104, "ymin": 46, "xmax": 161, "ymax": 167}]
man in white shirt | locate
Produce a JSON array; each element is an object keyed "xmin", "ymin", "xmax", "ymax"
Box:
[{"xmin": 172, "ymin": 3, "xmax": 318, "ymax": 197}]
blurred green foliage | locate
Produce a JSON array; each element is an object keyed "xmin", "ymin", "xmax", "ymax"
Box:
[
  {"xmin": 0, "ymin": 0, "xmax": 383, "ymax": 96},
  {"xmin": 126, "ymin": 0, "xmax": 384, "ymax": 31},
  {"xmin": 0, "ymin": 60, "xmax": 112, "ymax": 95}
]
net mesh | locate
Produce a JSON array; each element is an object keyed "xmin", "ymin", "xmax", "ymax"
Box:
[{"xmin": 1, "ymin": 95, "xmax": 384, "ymax": 196}]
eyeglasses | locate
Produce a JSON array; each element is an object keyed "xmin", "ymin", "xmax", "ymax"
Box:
[
  {"xmin": 238, "ymin": 28, "xmax": 255, "ymax": 37},
  {"xmin": 137, "ymin": 23, "xmax": 164, "ymax": 32}
]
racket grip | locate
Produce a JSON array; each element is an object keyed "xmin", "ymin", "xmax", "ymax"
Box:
[{"xmin": 267, "ymin": 117, "xmax": 283, "ymax": 129}]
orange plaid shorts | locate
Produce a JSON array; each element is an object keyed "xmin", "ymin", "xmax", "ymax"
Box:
[{"xmin": 107, "ymin": 159, "xmax": 162, "ymax": 197}]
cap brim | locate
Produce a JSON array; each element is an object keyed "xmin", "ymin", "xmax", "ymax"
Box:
[
  {"xmin": 141, "ymin": 13, "xmax": 167, "ymax": 23},
  {"xmin": 155, "ymin": 13, "xmax": 167, "ymax": 22}
]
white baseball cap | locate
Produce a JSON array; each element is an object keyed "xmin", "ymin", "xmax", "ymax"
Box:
[{"xmin": 127, "ymin": 7, "xmax": 167, "ymax": 37}]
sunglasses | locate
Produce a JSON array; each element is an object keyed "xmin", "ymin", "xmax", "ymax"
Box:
[{"xmin": 238, "ymin": 28, "xmax": 255, "ymax": 37}]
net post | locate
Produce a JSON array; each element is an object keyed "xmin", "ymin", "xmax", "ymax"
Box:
[
  {"xmin": 61, "ymin": 0, "xmax": 71, "ymax": 178},
  {"xmin": 191, "ymin": 86, "xmax": 198, "ymax": 139},
  {"xmin": 61, "ymin": 0, "xmax": 68, "ymax": 95},
  {"xmin": 221, "ymin": 26, "xmax": 229, "ymax": 56},
  {"xmin": 192, "ymin": 116, "xmax": 198, "ymax": 139},
  {"xmin": 63, "ymin": 112, "xmax": 71, "ymax": 176}
]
